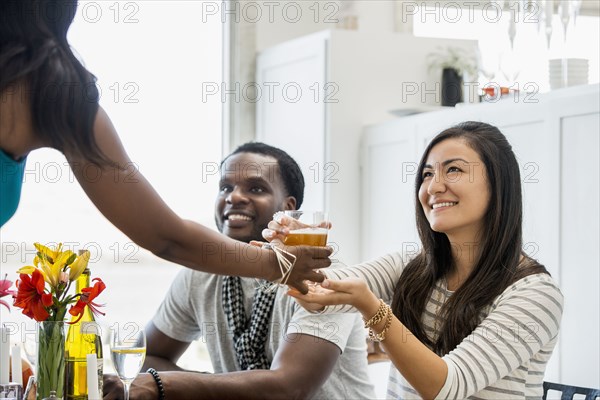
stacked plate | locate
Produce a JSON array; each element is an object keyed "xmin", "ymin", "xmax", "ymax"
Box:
[{"xmin": 549, "ymin": 58, "xmax": 589, "ymax": 89}]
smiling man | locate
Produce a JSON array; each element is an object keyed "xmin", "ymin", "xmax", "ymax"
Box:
[
  {"xmin": 215, "ymin": 144, "xmax": 300, "ymax": 244},
  {"xmin": 103, "ymin": 142, "xmax": 374, "ymax": 400}
]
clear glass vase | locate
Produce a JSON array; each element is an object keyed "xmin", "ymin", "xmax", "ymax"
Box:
[{"xmin": 36, "ymin": 321, "xmax": 66, "ymax": 400}]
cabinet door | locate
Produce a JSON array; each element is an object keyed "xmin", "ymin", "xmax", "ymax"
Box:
[
  {"xmin": 361, "ymin": 122, "xmax": 420, "ymax": 261},
  {"xmin": 500, "ymin": 120, "xmax": 560, "ymax": 277},
  {"xmin": 559, "ymin": 112, "xmax": 600, "ymax": 388},
  {"xmin": 256, "ymin": 34, "xmax": 328, "ymax": 211}
]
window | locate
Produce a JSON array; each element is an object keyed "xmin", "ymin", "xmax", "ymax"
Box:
[
  {"xmin": 1, "ymin": 1, "xmax": 222, "ymax": 372},
  {"xmin": 412, "ymin": 3, "xmax": 599, "ymax": 93}
]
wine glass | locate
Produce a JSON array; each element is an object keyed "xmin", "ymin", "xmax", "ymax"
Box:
[
  {"xmin": 21, "ymin": 323, "xmax": 38, "ymax": 372},
  {"xmin": 110, "ymin": 323, "xmax": 146, "ymax": 400}
]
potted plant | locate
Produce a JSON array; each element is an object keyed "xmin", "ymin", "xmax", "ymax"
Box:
[{"xmin": 427, "ymin": 47, "xmax": 478, "ymax": 107}]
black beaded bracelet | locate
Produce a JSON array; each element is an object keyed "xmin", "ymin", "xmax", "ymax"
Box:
[{"xmin": 146, "ymin": 368, "xmax": 166, "ymax": 400}]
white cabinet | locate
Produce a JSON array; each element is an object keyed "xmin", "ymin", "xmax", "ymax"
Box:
[
  {"xmin": 256, "ymin": 31, "xmax": 328, "ymax": 212},
  {"xmin": 559, "ymin": 112, "xmax": 600, "ymax": 387},
  {"xmin": 256, "ymin": 29, "xmax": 477, "ymax": 264},
  {"xmin": 361, "ymin": 84, "xmax": 600, "ymax": 388}
]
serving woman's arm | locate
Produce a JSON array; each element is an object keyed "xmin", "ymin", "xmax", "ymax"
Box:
[{"xmin": 67, "ymin": 107, "xmax": 329, "ymax": 292}]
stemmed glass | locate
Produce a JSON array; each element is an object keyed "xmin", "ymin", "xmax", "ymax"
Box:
[
  {"xmin": 21, "ymin": 324, "xmax": 38, "ymax": 374},
  {"xmin": 110, "ymin": 323, "xmax": 146, "ymax": 400},
  {"xmin": 20, "ymin": 321, "xmax": 39, "ymax": 399}
]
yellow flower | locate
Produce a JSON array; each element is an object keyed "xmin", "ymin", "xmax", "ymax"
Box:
[
  {"xmin": 33, "ymin": 243, "xmax": 75, "ymax": 288},
  {"xmin": 68, "ymin": 251, "xmax": 90, "ymax": 281},
  {"xmin": 37, "ymin": 256, "xmax": 59, "ymax": 288},
  {"xmin": 34, "ymin": 242, "xmax": 63, "ymax": 264},
  {"xmin": 17, "ymin": 266, "xmax": 37, "ymax": 274}
]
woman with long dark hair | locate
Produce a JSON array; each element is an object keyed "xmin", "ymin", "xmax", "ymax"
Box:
[
  {"xmin": 0, "ymin": 0, "xmax": 329, "ymax": 291},
  {"xmin": 282, "ymin": 121, "xmax": 563, "ymax": 399}
]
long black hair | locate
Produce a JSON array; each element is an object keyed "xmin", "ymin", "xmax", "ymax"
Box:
[
  {"xmin": 392, "ymin": 121, "xmax": 548, "ymax": 355},
  {"xmin": 1, "ymin": 0, "xmax": 110, "ymax": 165}
]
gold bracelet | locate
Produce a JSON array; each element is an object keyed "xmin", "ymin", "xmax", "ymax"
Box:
[
  {"xmin": 363, "ymin": 299, "xmax": 387, "ymax": 328},
  {"xmin": 368, "ymin": 304, "xmax": 393, "ymax": 342}
]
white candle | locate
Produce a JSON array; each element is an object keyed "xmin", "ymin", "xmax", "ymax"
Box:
[
  {"xmin": 10, "ymin": 344, "xmax": 22, "ymax": 385},
  {"xmin": 0, "ymin": 327, "xmax": 10, "ymax": 385},
  {"xmin": 86, "ymin": 353, "xmax": 100, "ymax": 400}
]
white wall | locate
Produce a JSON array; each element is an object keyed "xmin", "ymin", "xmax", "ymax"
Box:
[{"xmin": 254, "ymin": 0, "xmax": 396, "ymax": 52}]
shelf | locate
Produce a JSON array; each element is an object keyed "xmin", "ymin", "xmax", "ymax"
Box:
[{"xmin": 388, "ymin": 105, "xmax": 442, "ymax": 117}]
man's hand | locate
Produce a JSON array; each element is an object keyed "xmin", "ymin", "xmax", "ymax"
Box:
[
  {"xmin": 261, "ymin": 214, "xmax": 333, "ymax": 294},
  {"xmin": 103, "ymin": 373, "xmax": 158, "ymax": 400}
]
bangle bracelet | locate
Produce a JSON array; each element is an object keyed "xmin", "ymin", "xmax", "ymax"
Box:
[
  {"xmin": 146, "ymin": 368, "xmax": 166, "ymax": 400},
  {"xmin": 368, "ymin": 304, "xmax": 393, "ymax": 342},
  {"xmin": 363, "ymin": 299, "xmax": 387, "ymax": 328}
]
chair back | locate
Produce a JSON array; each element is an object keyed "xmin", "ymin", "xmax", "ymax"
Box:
[{"xmin": 543, "ymin": 381, "xmax": 600, "ymax": 400}]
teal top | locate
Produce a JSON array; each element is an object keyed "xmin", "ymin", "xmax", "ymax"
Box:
[{"xmin": 0, "ymin": 149, "xmax": 26, "ymax": 227}]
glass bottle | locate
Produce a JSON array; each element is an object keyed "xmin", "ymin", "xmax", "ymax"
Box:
[{"xmin": 64, "ymin": 267, "xmax": 103, "ymax": 399}]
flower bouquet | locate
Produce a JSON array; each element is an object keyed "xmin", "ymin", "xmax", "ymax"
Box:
[{"xmin": 12, "ymin": 243, "xmax": 106, "ymax": 400}]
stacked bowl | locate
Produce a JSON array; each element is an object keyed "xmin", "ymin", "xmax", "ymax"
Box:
[{"xmin": 549, "ymin": 58, "xmax": 589, "ymax": 89}]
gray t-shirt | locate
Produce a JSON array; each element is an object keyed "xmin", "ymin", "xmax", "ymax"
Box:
[{"xmin": 153, "ymin": 268, "xmax": 375, "ymax": 400}]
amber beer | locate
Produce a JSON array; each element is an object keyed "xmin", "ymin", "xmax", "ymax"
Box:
[{"xmin": 284, "ymin": 227, "xmax": 328, "ymax": 246}]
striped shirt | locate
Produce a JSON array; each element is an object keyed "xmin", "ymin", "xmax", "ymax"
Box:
[{"xmin": 325, "ymin": 252, "xmax": 564, "ymax": 400}]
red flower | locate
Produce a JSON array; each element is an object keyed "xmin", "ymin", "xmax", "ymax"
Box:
[
  {"xmin": 13, "ymin": 270, "xmax": 54, "ymax": 321},
  {"xmin": 68, "ymin": 278, "xmax": 106, "ymax": 324}
]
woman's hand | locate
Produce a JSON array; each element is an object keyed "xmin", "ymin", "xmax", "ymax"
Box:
[
  {"xmin": 262, "ymin": 212, "xmax": 302, "ymax": 242},
  {"xmin": 286, "ymin": 284, "xmax": 331, "ymax": 312},
  {"xmin": 288, "ymin": 277, "xmax": 379, "ymax": 315}
]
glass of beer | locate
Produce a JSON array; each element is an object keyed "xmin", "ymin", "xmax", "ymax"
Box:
[{"xmin": 282, "ymin": 210, "xmax": 329, "ymax": 247}]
